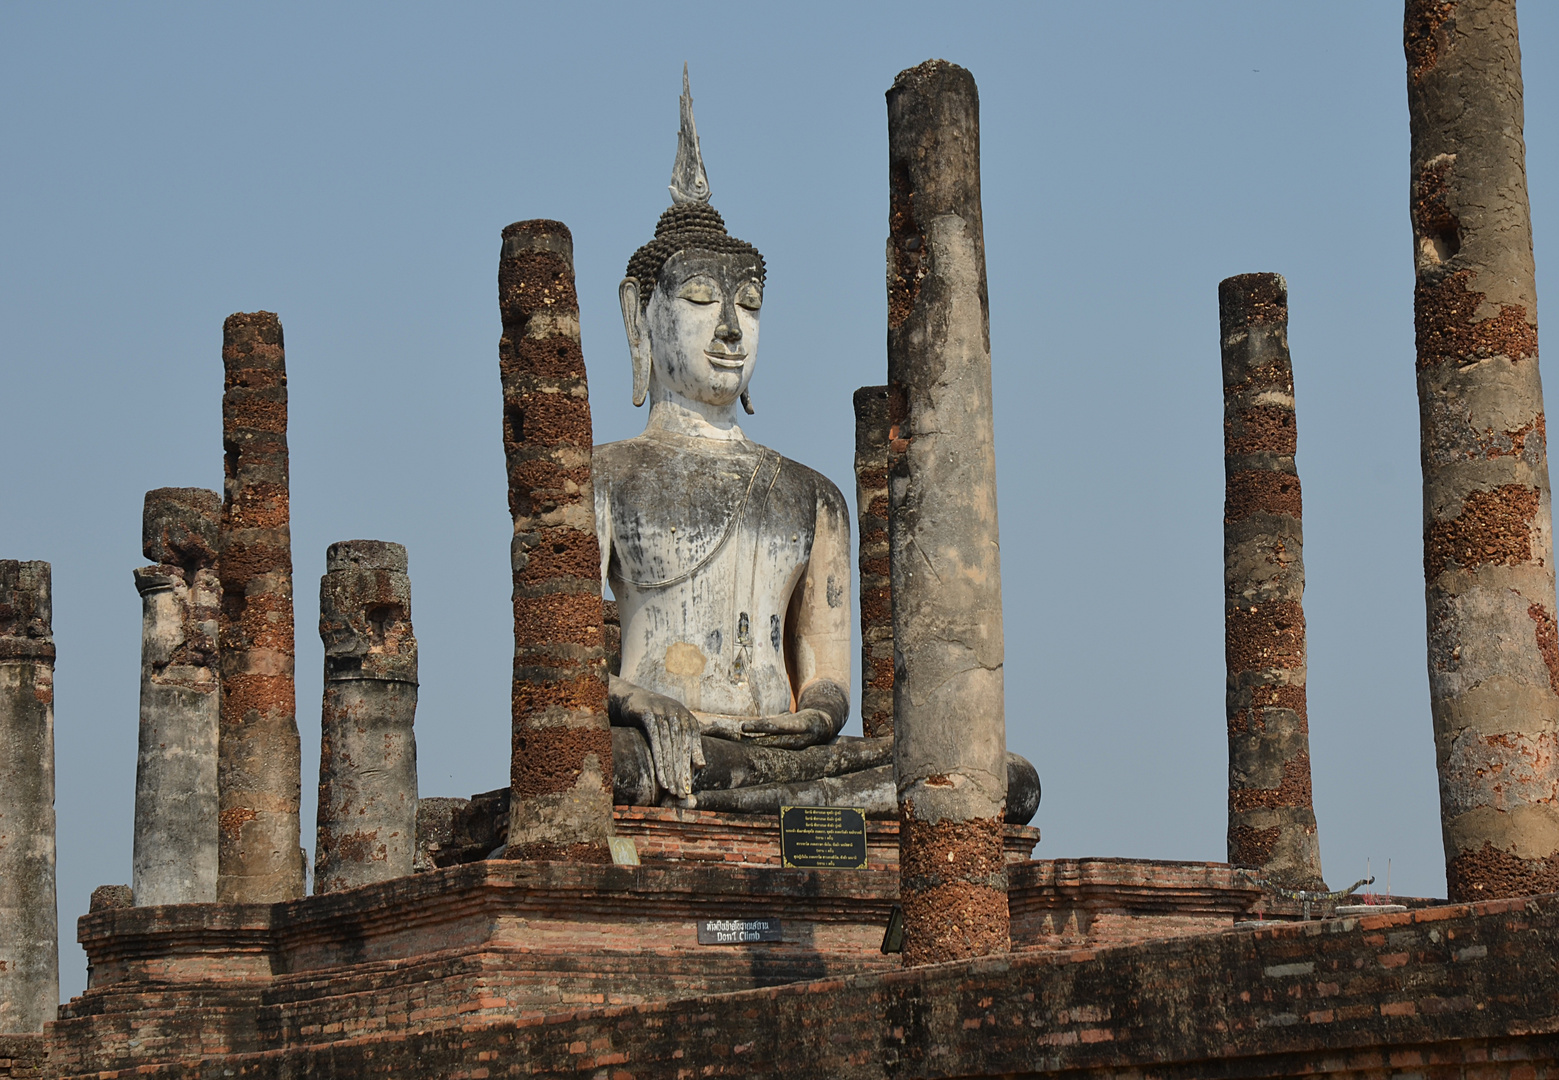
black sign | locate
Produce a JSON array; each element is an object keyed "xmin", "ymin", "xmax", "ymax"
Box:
[
  {"xmin": 697, "ymin": 918, "xmax": 783, "ymax": 945},
  {"xmin": 779, "ymin": 805, "xmax": 869, "ymax": 869}
]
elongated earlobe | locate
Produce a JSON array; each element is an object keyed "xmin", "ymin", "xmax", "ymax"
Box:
[
  {"xmin": 740, "ymin": 389, "xmax": 754, "ymax": 415},
  {"xmin": 619, "ymin": 277, "xmax": 651, "ymax": 407}
]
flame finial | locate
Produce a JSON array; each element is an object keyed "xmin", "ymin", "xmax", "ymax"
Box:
[{"xmin": 668, "ymin": 64, "xmax": 711, "ymax": 205}]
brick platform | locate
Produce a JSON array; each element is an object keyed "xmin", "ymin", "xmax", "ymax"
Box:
[
  {"xmin": 41, "ymin": 814, "xmax": 1393, "ymax": 1077},
  {"xmin": 59, "ymin": 859, "xmax": 900, "ymax": 1073},
  {"xmin": 615, "ymin": 804, "xmax": 1040, "ymax": 870},
  {"xmin": 1012, "ymin": 856, "xmax": 1265, "ymax": 950},
  {"xmin": 37, "ymin": 890, "xmax": 1559, "ymax": 1077},
  {"xmin": 0, "ymin": 1037, "xmax": 46, "ymax": 1080}
]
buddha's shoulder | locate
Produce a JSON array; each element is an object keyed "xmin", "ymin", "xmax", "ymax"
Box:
[
  {"xmin": 757, "ymin": 448, "xmax": 849, "ymax": 523},
  {"xmin": 592, "ymin": 434, "xmax": 755, "ymax": 481},
  {"xmin": 593, "ymin": 435, "xmax": 846, "ymax": 513},
  {"xmin": 774, "ymin": 453, "xmax": 848, "ymax": 516}
]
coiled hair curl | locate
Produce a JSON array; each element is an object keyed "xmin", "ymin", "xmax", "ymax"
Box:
[{"xmin": 625, "ymin": 203, "xmax": 765, "ymax": 310}]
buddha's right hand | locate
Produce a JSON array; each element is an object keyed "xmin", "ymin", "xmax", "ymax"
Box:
[{"xmin": 608, "ymin": 674, "xmax": 706, "ymax": 799}]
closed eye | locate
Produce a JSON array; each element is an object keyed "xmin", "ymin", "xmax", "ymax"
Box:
[{"xmin": 677, "ymin": 280, "xmax": 718, "ymax": 304}]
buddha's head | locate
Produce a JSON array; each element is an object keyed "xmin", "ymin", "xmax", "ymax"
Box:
[{"xmin": 620, "ymin": 68, "xmax": 765, "ymax": 417}]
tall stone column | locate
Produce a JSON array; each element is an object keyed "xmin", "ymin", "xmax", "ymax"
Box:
[
  {"xmin": 1219, "ymin": 274, "xmax": 1326, "ymax": 890},
  {"xmin": 498, "ymin": 220, "xmax": 614, "ymax": 861},
  {"xmin": 1406, "ymin": 0, "xmax": 1559, "ymax": 900},
  {"xmin": 0, "ymin": 561, "xmax": 57, "ymax": 1032},
  {"xmin": 217, "ymin": 311, "xmax": 303, "ymax": 902},
  {"xmin": 315, "ymin": 540, "xmax": 419, "ymax": 893},
  {"xmin": 854, "ymin": 385, "xmax": 894, "ymax": 740},
  {"xmin": 132, "ymin": 488, "xmax": 222, "ymax": 907},
  {"xmin": 885, "ymin": 60, "xmax": 1009, "ymax": 964}
]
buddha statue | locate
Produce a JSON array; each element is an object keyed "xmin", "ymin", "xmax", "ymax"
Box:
[{"xmin": 597, "ymin": 70, "xmax": 1037, "ymax": 823}]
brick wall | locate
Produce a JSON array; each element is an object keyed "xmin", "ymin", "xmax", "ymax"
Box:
[
  {"xmin": 49, "ymin": 852, "xmax": 1294, "ymax": 1076},
  {"xmin": 0, "ymin": 1037, "xmax": 46, "ymax": 1080},
  {"xmin": 615, "ymin": 805, "xmax": 1039, "ymax": 870},
  {"xmin": 44, "ymin": 892, "xmax": 1559, "ymax": 1079},
  {"xmin": 1011, "ymin": 857, "xmax": 1263, "ymax": 951},
  {"xmin": 422, "ymin": 802, "xmax": 1039, "ymax": 871},
  {"xmin": 54, "ymin": 860, "xmax": 902, "ymax": 1075}
]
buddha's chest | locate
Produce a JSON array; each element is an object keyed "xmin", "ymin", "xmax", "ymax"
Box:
[
  {"xmin": 603, "ymin": 447, "xmax": 817, "ymax": 598},
  {"xmin": 601, "ymin": 445, "xmax": 818, "ymax": 712}
]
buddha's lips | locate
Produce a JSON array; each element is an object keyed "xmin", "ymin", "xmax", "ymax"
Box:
[{"xmin": 704, "ymin": 350, "xmax": 746, "ymax": 369}]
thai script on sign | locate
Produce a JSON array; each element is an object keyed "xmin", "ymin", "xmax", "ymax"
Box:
[{"xmin": 697, "ymin": 918, "xmax": 783, "ymax": 944}]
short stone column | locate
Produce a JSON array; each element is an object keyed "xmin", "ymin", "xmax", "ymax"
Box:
[
  {"xmin": 1407, "ymin": 0, "xmax": 1559, "ymax": 900},
  {"xmin": 314, "ymin": 541, "xmax": 419, "ymax": 893},
  {"xmin": 885, "ymin": 60, "xmax": 1010, "ymax": 964},
  {"xmin": 1219, "ymin": 274, "xmax": 1325, "ymax": 889},
  {"xmin": 853, "ymin": 385, "xmax": 894, "ymax": 740},
  {"xmin": 498, "ymin": 220, "xmax": 614, "ymax": 861},
  {"xmin": 0, "ymin": 560, "xmax": 58, "ymax": 1033},
  {"xmin": 132, "ymin": 488, "xmax": 222, "ymax": 906},
  {"xmin": 218, "ymin": 311, "xmax": 303, "ymax": 903}
]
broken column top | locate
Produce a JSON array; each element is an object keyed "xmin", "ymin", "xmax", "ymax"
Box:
[
  {"xmin": 1218, "ymin": 273, "xmax": 1288, "ymax": 338},
  {"xmin": 501, "ymin": 219, "xmax": 573, "ymax": 265},
  {"xmin": 222, "ymin": 311, "xmax": 284, "ymax": 367},
  {"xmin": 0, "ymin": 560, "xmax": 53, "ymax": 661},
  {"xmin": 143, "ymin": 488, "xmax": 221, "ymax": 567},
  {"xmin": 891, "ymin": 58, "xmax": 975, "ymax": 96},
  {"xmin": 321, "ymin": 541, "xmax": 415, "ymax": 684},
  {"xmin": 853, "ymin": 386, "xmax": 891, "ymax": 454},
  {"xmin": 326, "ymin": 540, "xmax": 408, "ymax": 574},
  {"xmin": 886, "ymin": 60, "xmax": 982, "ymax": 228}
]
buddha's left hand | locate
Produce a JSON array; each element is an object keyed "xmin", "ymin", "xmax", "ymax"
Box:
[
  {"xmin": 739, "ymin": 708, "xmax": 835, "ymax": 741},
  {"xmin": 738, "ymin": 679, "xmax": 848, "ymax": 746}
]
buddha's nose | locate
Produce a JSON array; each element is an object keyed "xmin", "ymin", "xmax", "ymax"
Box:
[{"xmin": 714, "ymin": 297, "xmax": 742, "ymax": 343}]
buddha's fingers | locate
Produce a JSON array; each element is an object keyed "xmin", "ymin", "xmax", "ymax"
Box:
[
  {"xmin": 740, "ymin": 716, "xmax": 794, "ymax": 735},
  {"xmin": 741, "ymin": 709, "xmax": 827, "ymax": 736},
  {"xmin": 671, "ymin": 714, "xmax": 694, "ymax": 797},
  {"xmin": 662, "ymin": 716, "xmax": 680, "ymax": 795},
  {"xmin": 651, "ymin": 714, "xmax": 677, "ymax": 796},
  {"xmin": 682, "ymin": 718, "xmax": 700, "ymax": 791}
]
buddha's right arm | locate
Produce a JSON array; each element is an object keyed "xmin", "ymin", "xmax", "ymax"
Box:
[{"xmin": 607, "ymin": 673, "xmax": 705, "ymax": 798}]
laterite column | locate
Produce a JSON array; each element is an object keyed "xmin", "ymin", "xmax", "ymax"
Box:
[
  {"xmin": 886, "ymin": 61, "xmax": 1009, "ymax": 964},
  {"xmin": 315, "ymin": 540, "xmax": 419, "ymax": 893},
  {"xmin": 1220, "ymin": 274, "xmax": 1325, "ymax": 889},
  {"xmin": 854, "ymin": 385, "xmax": 894, "ymax": 740},
  {"xmin": 132, "ymin": 488, "xmax": 222, "ymax": 906},
  {"xmin": 498, "ymin": 220, "xmax": 614, "ymax": 861},
  {"xmin": 217, "ymin": 311, "xmax": 303, "ymax": 902},
  {"xmin": 1406, "ymin": 0, "xmax": 1559, "ymax": 899},
  {"xmin": 0, "ymin": 561, "xmax": 57, "ymax": 1032}
]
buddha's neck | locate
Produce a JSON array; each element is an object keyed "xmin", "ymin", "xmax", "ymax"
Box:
[{"xmin": 643, "ymin": 395, "xmax": 747, "ymax": 441}]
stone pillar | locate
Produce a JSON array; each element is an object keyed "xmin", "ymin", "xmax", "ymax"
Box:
[
  {"xmin": 1219, "ymin": 274, "xmax": 1326, "ymax": 889},
  {"xmin": 1406, "ymin": 0, "xmax": 1559, "ymax": 900},
  {"xmin": 132, "ymin": 488, "xmax": 222, "ymax": 906},
  {"xmin": 217, "ymin": 311, "xmax": 303, "ymax": 902},
  {"xmin": 315, "ymin": 540, "xmax": 419, "ymax": 893},
  {"xmin": 854, "ymin": 385, "xmax": 894, "ymax": 740},
  {"xmin": 498, "ymin": 220, "xmax": 614, "ymax": 861},
  {"xmin": 885, "ymin": 60, "xmax": 1009, "ymax": 964},
  {"xmin": 0, "ymin": 561, "xmax": 57, "ymax": 1032}
]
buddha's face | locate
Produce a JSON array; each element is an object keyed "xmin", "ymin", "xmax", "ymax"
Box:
[{"xmin": 644, "ymin": 250, "xmax": 763, "ymax": 409}]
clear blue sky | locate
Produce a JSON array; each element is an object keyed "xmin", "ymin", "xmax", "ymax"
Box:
[{"xmin": 2, "ymin": 4, "xmax": 1556, "ymax": 1001}]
